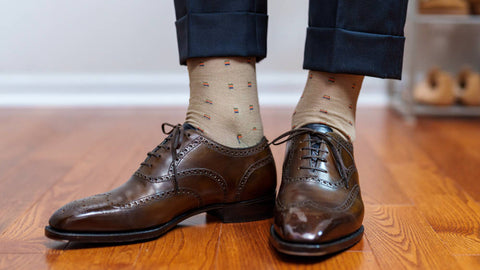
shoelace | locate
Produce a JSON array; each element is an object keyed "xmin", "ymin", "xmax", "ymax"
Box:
[
  {"xmin": 269, "ymin": 128, "xmax": 352, "ymax": 188},
  {"xmin": 140, "ymin": 123, "xmax": 187, "ymax": 191}
]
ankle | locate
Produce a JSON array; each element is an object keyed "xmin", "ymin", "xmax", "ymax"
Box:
[{"xmin": 292, "ymin": 71, "xmax": 364, "ymax": 142}]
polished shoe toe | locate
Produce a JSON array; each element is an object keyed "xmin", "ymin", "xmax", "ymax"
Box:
[
  {"xmin": 48, "ymin": 193, "xmax": 119, "ymax": 232},
  {"xmin": 274, "ymin": 206, "xmax": 361, "ymax": 244}
]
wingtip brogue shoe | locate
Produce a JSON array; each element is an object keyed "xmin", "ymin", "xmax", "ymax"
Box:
[
  {"xmin": 45, "ymin": 123, "xmax": 277, "ymax": 243},
  {"xmin": 269, "ymin": 124, "xmax": 364, "ymax": 256}
]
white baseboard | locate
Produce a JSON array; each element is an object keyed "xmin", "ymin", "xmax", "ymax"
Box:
[{"xmin": 0, "ymin": 73, "xmax": 387, "ymax": 107}]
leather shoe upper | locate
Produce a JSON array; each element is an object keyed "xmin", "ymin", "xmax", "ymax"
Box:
[
  {"xmin": 49, "ymin": 123, "xmax": 276, "ymax": 232},
  {"xmin": 272, "ymin": 124, "xmax": 364, "ymax": 243}
]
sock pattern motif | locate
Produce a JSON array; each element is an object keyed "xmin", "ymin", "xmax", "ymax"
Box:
[
  {"xmin": 186, "ymin": 57, "xmax": 263, "ymax": 148},
  {"xmin": 292, "ymin": 71, "xmax": 364, "ymax": 141}
]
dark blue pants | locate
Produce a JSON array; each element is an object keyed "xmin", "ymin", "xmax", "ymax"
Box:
[{"xmin": 174, "ymin": 0, "xmax": 409, "ymax": 79}]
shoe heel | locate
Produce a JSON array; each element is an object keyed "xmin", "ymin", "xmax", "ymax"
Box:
[{"xmin": 207, "ymin": 193, "xmax": 275, "ymax": 223}]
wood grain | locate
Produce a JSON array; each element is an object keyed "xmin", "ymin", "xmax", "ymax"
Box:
[
  {"xmin": 0, "ymin": 116, "xmax": 157, "ymax": 253},
  {"xmin": 0, "ymin": 254, "xmax": 49, "ymax": 270},
  {"xmin": 364, "ymin": 205, "xmax": 460, "ymax": 269},
  {"xmin": 388, "ymin": 164, "xmax": 480, "ymax": 254},
  {"xmin": 134, "ymin": 214, "xmax": 221, "ymax": 270},
  {"xmin": 354, "ymin": 135, "xmax": 411, "ymax": 206},
  {"xmin": 0, "ymin": 107, "xmax": 479, "ymax": 270},
  {"xmin": 414, "ymin": 118, "xmax": 480, "ymax": 201},
  {"xmin": 454, "ymin": 255, "xmax": 480, "ymax": 270},
  {"xmin": 358, "ymin": 110, "xmax": 480, "ymax": 256}
]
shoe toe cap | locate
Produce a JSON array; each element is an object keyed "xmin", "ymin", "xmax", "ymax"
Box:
[
  {"xmin": 48, "ymin": 193, "xmax": 118, "ymax": 232},
  {"xmin": 274, "ymin": 205, "xmax": 361, "ymax": 243}
]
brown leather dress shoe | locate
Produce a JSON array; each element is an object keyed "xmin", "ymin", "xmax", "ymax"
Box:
[
  {"xmin": 269, "ymin": 124, "xmax": 364, "ymax": 256},
  {"xmin": 45, "ymin": 123, "xmax": 276, "ymax": 243}
]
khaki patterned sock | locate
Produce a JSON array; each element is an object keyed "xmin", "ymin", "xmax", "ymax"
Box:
[
  {"xmin": 292, "ymin": 71, "xmax": 365, "ymax": 141},
  {"xmin": 185, "ymin": 57, "xmax": 264, "ymax": 148}
]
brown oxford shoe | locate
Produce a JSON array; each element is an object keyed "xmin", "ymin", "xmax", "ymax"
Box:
[
  {"xmin": 45, "ymin": 123, "xmax": 276, "ymax": 243},
  {"xmin": 269, "ymin": 124, "xmax": 364, "ymax": 256}
]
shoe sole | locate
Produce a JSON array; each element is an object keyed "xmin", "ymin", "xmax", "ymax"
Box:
[
  {"xmin": 45, "ymin": 193, "xmax": 275, "ymax": 243},
  {"xmin": 269, "ymin": 225, "xmax": 364, "ymax": 256}
]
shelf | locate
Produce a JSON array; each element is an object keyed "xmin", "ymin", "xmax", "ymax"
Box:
[
  {"xmin": 415, "ymin": 104, "xmax": 480, "ymax": 116},
  {"xmin": 414, "ymin": 14, "xmax": 480, "ymax": 25},
  {"xmin": 388, "ymin": 0, "xmax": 480, "ymax": 119},
  {"xmin": 391, "ymin": 98, "xmax": 480, "ymax": 117}
]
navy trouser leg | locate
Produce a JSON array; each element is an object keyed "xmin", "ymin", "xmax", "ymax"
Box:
[
  {"xmin": 304, "ymin": 0, "xmax": 409, "ymax": 79},
  {"xmin": 174, "ymin": 0, "xmax": 268, "ymax": 65}
]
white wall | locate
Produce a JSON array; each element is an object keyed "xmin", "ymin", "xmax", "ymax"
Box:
[{"xmin": 0, "ymin": 0, "xmax": 386, "ymax": 106}]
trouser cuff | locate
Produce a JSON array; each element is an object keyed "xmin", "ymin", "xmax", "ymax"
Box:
[
  {"xmin": 303, "ymin": 27, "xmax": 405, "ymax": 79},
  {"xmin": 175, "ymin": 12, "xmax": 268, "ymax": 65}
]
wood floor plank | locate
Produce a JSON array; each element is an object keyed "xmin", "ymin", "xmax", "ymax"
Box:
[
  {"xmin": 414, "ymin": 118, "xmax": 480, "ymax": 201},
  {"xmin": 0, "ymin": 122, "xmax": 154, "ymax": 253},
  {"xmin": 133, "ymin": 214, "xmax": 221, "ymax": 270},
  {"xmin": 0, "ymin": 254, "xmax": 50, "ymax": 270},
  {"xmin": 418, "ymin": 194, "xmax": 480, "ymax": 255},
  {"xmin": 0, "ymin": 108, "xmax": 186, "ymax": 253},
  {"xmin": 215, "ymin": 219, "xmax": 276, "ymax": 269},
  {"xmin": 270, "ymin": 252, "xmax": 380, "ymax": 270},
  {"xmin": 0, "ymin": 109, "xmax": 54, "ymax": 150},
  {"xmin": 48, "ymin": 243, "xmax": 142, "ymax": 270},
  {"xmin": 354, "ymin": 134, "xmax": 411, "ymax": 206},
  {"xmin": 356, "ymin": 110, "xmax": 437, "ymax": 169},
  {"xmin": 0, "ymin": 114, "xmax": 129, "ymax": 232},
  {"xmin": 364, "ymin": 205, "xmax": 460, "ymax": 269},
  {"xmin": 0, "ymin": 108, "xmax": 478, "ymax": 269},
  {"xmin": 0, "ymin": 110, "xmax": 97, "ymax": 182},
  {"xmin": 52, "ymin": 216, "xmax": 221, "ymax": 270},
  {"xmin": 389, "ymin": 164, "xmax": 480, "ymax": 254},
  {"xmin": 454, "ymin": 255, "xmax": 480, "ymax": 270},
  {"xmin": 360, "ymin": 110, "xmax": 480, "ymax": 255},
  {"xmin": 214, "ymin": 218, "xmax": 374, "ymax": 270}
]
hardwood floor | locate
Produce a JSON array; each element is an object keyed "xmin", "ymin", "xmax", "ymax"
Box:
[{"xmin": 0, "ymin": 107, "xmax": 479, "ymax": 269}]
